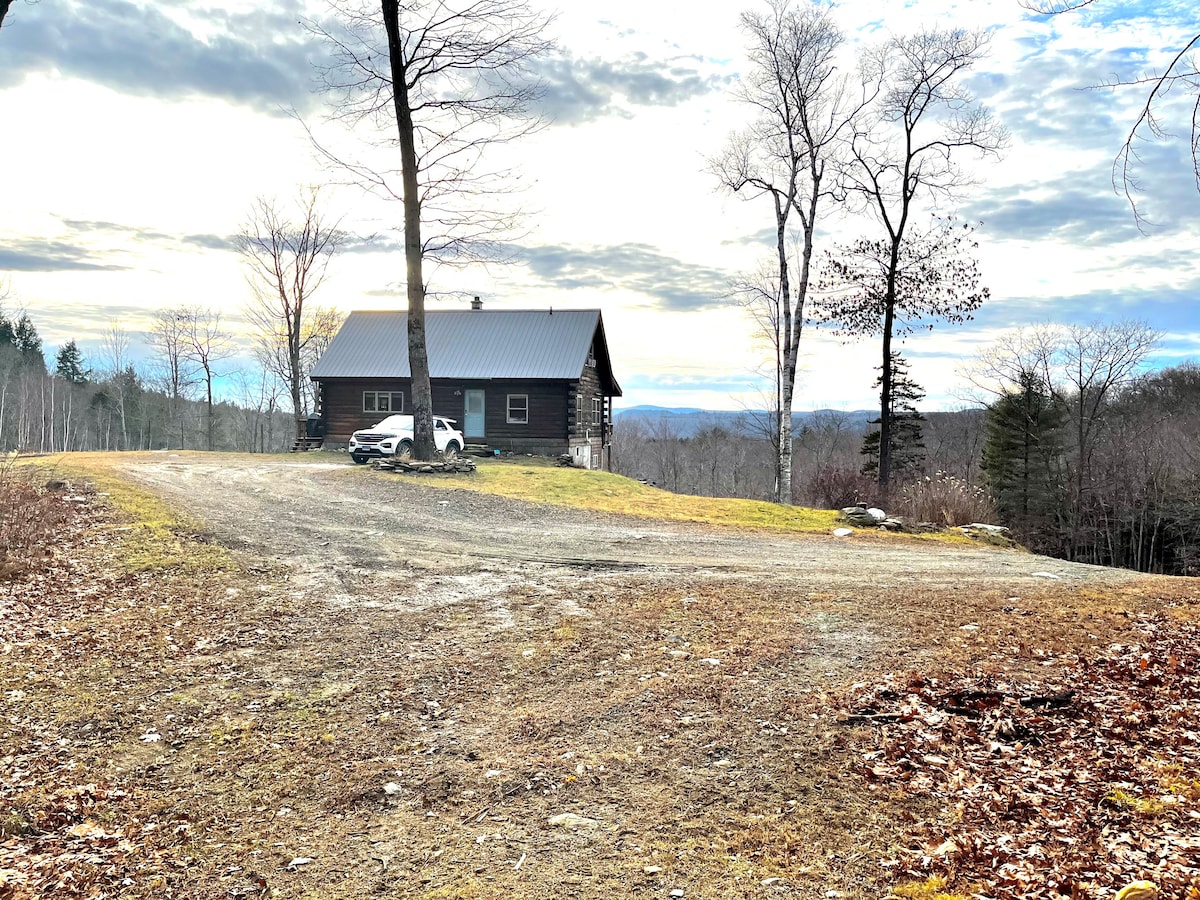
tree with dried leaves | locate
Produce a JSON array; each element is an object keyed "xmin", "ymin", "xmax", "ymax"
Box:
[
  {"xmin": 841, "ymin": 29, "xmax": 1006, "ymax": 498},
  {"xmin": 238, "ymin": 191, "xmax": 345, "ymax": 438},
  {"xmin": 711, "ymin": 0, "xmax": 866, "ymax": 504},
  {"xmin": 312, "ymin": 0, "xmax": 552, "ymax": 459},
  {"xmin": 1022, "ymin": 1, "xmax": 1200, "ymax": 226}
]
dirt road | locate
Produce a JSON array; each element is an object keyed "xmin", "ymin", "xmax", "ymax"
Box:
[{"xmin": 119, "ymin": 456, "xmax": 1138, "ymax": 616}]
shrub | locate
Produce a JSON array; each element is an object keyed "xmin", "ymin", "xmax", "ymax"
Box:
[
  {"xmin": 897, "ymin": 471, "xmax": 996, "ymax": 526},
  {"xmin": 801, "ymin": 466, "xmax": 877, "ymax": 510}
]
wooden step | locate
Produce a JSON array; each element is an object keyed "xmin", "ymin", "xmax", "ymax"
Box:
[{"xmin": 290, "ymin": 437, "xmax": 325, "ymax": 452}]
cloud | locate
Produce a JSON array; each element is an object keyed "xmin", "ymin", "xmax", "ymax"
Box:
[
  {"xmin": 0, "ymin": 239, "xmax": 129, "ymax": 272},
  {"xmin": 54, "ymin": 218, "xmax": 240, "ymax": 253},
  {"xmin": 519, "ymin": 242, "xmax": 731, "ymax": 310},
  {"xmin": 531, "ymin": 50, "xmax": 731, "ymax": 125},
  {"xmin": 0, "ymin": 0, "xmax": 323, "ymax": 114}
]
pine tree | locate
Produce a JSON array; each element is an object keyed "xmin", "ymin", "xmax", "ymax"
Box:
[
  {"xmin": 55, "ymin": 340, "xmax": 89, "ymax": 384},
  {"xmin": 861, "ymin": 352, "xmax": 925, "ymax": 481},
  {"xmin": 980, "ymin": 368, "xmax": 1065, "ymax": 531},
  {"xmin": 11, "ymin": 312, "xmax": 45, "ymax": 370}
]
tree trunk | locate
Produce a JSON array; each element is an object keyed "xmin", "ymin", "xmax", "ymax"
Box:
[
  {"xmin": 382, "ymin": 0, "xmax": 435, "ymax": 461},
  {"xmin": 774, "ymin": 197, "xmax": 793, "ymax": 505}
]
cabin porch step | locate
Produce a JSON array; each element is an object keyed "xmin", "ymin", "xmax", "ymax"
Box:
[{"xmin": 290, "ymin": 436, "xmax": 325, "ymax": 452}]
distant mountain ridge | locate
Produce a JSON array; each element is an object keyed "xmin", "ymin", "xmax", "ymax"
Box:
[{"xmin": 613, "ymin": 405, "xmax": 877, "ymax": 437}]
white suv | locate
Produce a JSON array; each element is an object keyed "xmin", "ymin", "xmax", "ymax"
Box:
[{"xmin": 349, "ymin": 415, "xmax": 465, "ymax": 464}]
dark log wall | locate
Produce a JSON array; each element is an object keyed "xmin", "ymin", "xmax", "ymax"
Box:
[{"xmin": 316, "ymin": 377, "xmax": 569, "ymax": 453}]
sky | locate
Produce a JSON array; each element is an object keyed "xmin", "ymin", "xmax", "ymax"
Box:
[{"xmin": 0, "ymin": 0, "xmax": 1197, "ymax": 412}]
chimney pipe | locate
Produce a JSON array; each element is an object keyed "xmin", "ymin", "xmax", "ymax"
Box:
[{"xmin": 471, "ymin": 296, "xmax": 482, "ymax": 310}]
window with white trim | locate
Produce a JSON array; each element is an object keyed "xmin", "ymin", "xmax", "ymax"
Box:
[
  {"xmin": 363, "ymin": 391, "xmax": 404, "ymax": 413},
  {"xmin": 592, "ymin": 397, "xmax": 602, "ymax": 425},
  {"xmin": 507, "ymin": 394, "xmax": 529, "ymax": 424}
]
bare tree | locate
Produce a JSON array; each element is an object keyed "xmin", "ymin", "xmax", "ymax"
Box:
[
  {"xmin": 312, "ymin": 0, "xmax": 552, "ymax": 459},
  {"xmin": 238, "ymin": 190, "xmax": 344, "ymax": 438},
  {"xmin": 179, "ymin": 307, "xmax": 235, "ymax": 452},
  {"xmin": 1022, "ymin": 1, "xmax": 1199, "ymax": 226},
  {"xmin": 99, "ymin": 321, "xmax": 132, "ymax": 449},
  {"xmin": 843, "ymin": 28, "xmax": 1007, "ymax": 499},
  {"xmin": 710, "ymin": 0, "xmax": 866, "ymax": 504},
  {"xmin": 149, "ymin": 308, "xmax": 196, "ymax": 448},
  {"xmin": 299, "ymin": 306, "xmax": 346, "ymax": 416}
]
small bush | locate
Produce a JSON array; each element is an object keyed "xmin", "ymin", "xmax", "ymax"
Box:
[
  {"xmin": 0, "ymin": 457, "xmax": 76, "ymax": 580},
  {"xmin": 801, "ymin": 466, "xmax": 876, "ymax": 510},
  {"xmin": 897, "ymin": 472, "xmax": 996, "ymax": 526}
]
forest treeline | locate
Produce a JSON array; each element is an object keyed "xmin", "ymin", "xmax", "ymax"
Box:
[
  {"xmin": 0, "ymin": 308, "xmax": 298, "ymax": 454},
  {"xmin": 613, "ymin": 347, "xmax": 1200, "ymax": 577}
]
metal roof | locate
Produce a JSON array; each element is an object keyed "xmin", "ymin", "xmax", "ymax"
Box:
[{"xmin": 310, "ymin": 309, "xmax": 613, "ymax": 384}]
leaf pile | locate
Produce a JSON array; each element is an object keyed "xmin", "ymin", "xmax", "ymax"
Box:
[
  {"xmin": 842, "ymin": 614, "xmax": 1200, "ymax": 900},
  {"xmin": 0, "ymin": 471, "xmax": 79, "ymax": 581}
]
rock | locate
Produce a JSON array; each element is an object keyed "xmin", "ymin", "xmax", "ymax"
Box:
[
  {"xmin": 644, "ymin": 866, "xmax": 663, "ymax": 874},
  {"xmin": 1030, "ymin": 571, "xmax": 1061, "ymax": 579},
  {"xmin": 832, "ymin": 528, "xmax": 853, "ymax": 537},
  {"xmin": 959, "ymin": 522, "xmax": 1016, "ymax": 546},
  {"xmin": 961, "ymin": 522, "xmax": 1011, "ymax": 535},
  {"xmin": 671, "ymin": 891, "xmax": 685, "ymax": 899},
  {"xmin": 839, "ymin": 506, "xmax": 885, "ymax": 526},
  {"xmin": 548, "ymin": 813, "xmax": 601, "ymax": 829}
]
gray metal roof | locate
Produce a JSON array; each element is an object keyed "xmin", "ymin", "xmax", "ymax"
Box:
[{"xmin": 311, "ymin": 309, "xmax": 609, "ymax": 383}]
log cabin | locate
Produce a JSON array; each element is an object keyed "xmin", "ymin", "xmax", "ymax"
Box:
[{"xmin": 309, "ymin": 302, "xmax": 622, "ymax": 469}]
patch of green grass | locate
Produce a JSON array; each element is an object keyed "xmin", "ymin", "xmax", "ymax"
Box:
[
  {"xmin": 15, "ymin": 452, "xmax": 233, "ymax": 572},
  {"xmin": 395, "ymin": 458, "xmax": 974, "ymax": 543},
  {"xmin": 891, "ymin": 876, "xmax": 973, "ymax": 900},
  {"xmin": 1105, "ymin": 787, "xmax": 1168, "ymax": 815}
]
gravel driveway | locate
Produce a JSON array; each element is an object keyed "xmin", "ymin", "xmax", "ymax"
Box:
[{"xmin": 117, "ymin": 457, "xmax": 1141, "ymax": 616}]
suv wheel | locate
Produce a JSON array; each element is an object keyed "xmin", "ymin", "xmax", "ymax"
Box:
[
  {"xmin": 396, "ymin": 439, "xmax": 414, "ymax": 460},
  {"xmin": 444, "ymin": 441, "xmax": 461, "ymax": 460}
]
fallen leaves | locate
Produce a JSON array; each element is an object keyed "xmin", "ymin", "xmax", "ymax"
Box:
[{"xmin": 841, "ymin": 615, "xmax": 1200, "ymax": 900}]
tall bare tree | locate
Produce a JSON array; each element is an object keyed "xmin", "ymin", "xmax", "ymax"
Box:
[
  {"xmin": 149, "ymin": 308, "xmax": 196, "ymax": 448},
  {"xmin": 313, "ymin": 0, "xmax": 552, "ymax": 459},
  {"xmin": 710, "ymin": 0, "xmax": 868, "ymax": 504},
  {"xmin": 843, "ymin": 28, "xmax": 1007, "ymax": 499},
  {"xmin": 1022, "ymin": 2, "xmax": 1199, "ymax": 226},
  {"xmin": 179, "ymin": 307, "xmax": 235, "ymax": 452},
  {"xmin": 238, "ymin": 190, "xmax": 344, "ymax": 437},
  {"xmin": 98, "ymin": 320, "xmax": 132, "ymax": 449}
]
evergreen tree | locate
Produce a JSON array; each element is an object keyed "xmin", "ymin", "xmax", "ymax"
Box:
[
  {"xmin": 980, "ymin": 368, "xmax": 1065, "ymax": 531},
  {"xmin": 0, "ymin": 309, "xmax": 13, "ymax": 345},
  {"xmin": 11, "ymin": 312, "xmax": 45, "ymax": 370},
  {"xmin": 861, "ymin": 352, "xmax": 925, "ymax": 481},
  {"xmin": 55, "ymin": 340, "xmax": 89, "ymax": 384}
]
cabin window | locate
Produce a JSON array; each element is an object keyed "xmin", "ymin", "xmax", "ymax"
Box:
[
  {"xmin": 507, "ymin": 394, "xmax": 529, "ymax": 424},
  {"xmin": 364, "ymin": 391, "xmax": 404, "ymax": 413},
  {"xmin": 592, "ymin": 397, "xmax": 602, "ymax": 425}
]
